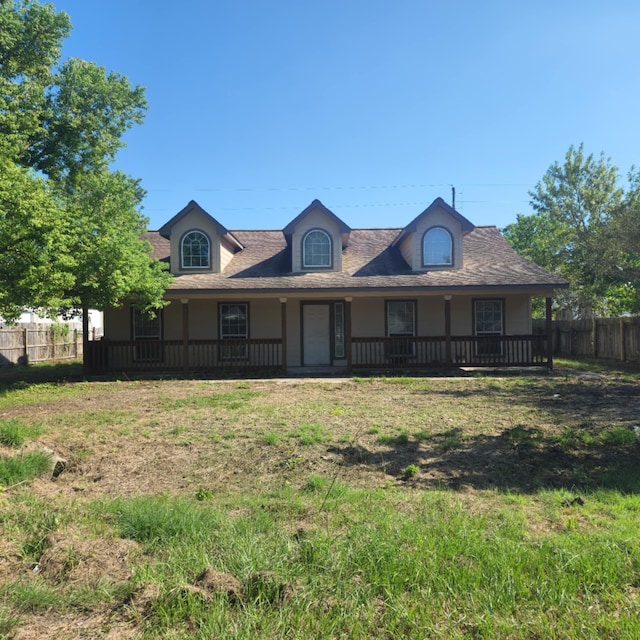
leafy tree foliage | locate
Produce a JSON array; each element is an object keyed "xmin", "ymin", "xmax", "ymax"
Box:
[
  {"xmin": 0, "ymin": 0, "xmax": 170, "ymax": 322},
  {"xmin": 504, "ymin": 144, "xmax": 640, "ymax": 317}
]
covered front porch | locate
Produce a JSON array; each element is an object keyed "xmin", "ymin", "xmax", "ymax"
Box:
[{"xmin": 88, "ymin": 294, "xmax": 555, "ymax": 374}]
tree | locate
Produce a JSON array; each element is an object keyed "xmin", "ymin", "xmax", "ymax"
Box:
[
  {"xmin": 504, "ymin": 144, "xmax": 639, "ymax": 317},
  {"xmin": 0, "ymin": 0, "xmax": 171, "ymax": 322},
  {"xmin": 0, "ymin": 160, "xmax": 73, "ymax": 319}
]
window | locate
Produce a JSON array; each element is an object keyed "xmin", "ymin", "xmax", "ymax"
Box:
[
  {"xmin": 474, "ymin": 299, "xmax": 504, "ymax": 356},
  {"xmin": 303, "ymin": 229, "xmax": 332, "ymax": 268},
  {"xmin": 423, "ymin": 227, "xmax": 453, "ymax": 266},
  {"xmin": 386, "ymin": 300, "xmax": 415, "ymax": 357},
  {"xmin": 181, "ymin": 230, "xmax": 210, "ymax": 269},
  {"xmin": 219, "ymin": 303, "xmax": 248, "ymax": 360},
  {"xmin": 132, "ymin": 308, "xmax": 162, "ymax": 362}
]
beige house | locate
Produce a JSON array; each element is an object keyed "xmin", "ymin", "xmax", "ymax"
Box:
[{"xmin": 92, "ymin": 197, "xmax": 568, "ymax": 374}]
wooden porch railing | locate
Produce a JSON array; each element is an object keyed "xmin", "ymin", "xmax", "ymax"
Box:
[
  {"xmin": 351, "ymin": 335, "xmax": 550, "ymax": 369},
  {"xmin": 86, "ymin": 334, "xmax": 550, "ymax": 374},
  {"xmin": 85, "ymin": 338, "xmax": 283, "ymax": 374}
]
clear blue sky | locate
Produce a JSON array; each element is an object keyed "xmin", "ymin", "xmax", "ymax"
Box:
[{"xmin": 52, "ymin": 0, "xmax": 640, "ymax": 232}]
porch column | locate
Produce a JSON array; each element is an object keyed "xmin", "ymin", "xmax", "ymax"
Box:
[
  {"xmin": 444, "ymin": 295, "xmax": 452, "ymax": 367},
  {"xmin": 345, "ymin": 297, "xmax": 353, "ymax": 372},
  {"xmin": 181, "ymin": 299, "xmax": 189, "ymax": 373},
  {"xmin": 280, "ymin": 298, "xmax": 287, "ymax": 373},
  {"xmin": 545, "ymin": 296, "xmax": 553, "ymax": 370}
]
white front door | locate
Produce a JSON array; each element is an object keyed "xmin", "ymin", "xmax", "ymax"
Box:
[{"xmin": 303, "ymin": 304, "xmax": 331, "ymax": 365}]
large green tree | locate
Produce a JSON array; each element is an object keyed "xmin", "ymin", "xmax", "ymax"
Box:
[
  {"xmin": 504, "ymin": 144, "xmax": 639, "ymax": 317},
  {"xmin": 0, "ymin": 0, "xmax": 170, "ymax": 322}
]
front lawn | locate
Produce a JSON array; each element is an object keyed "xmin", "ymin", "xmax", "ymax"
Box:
[{"xmin": 0, "ymin": 364, "xmax": 639, "ymax": 638}]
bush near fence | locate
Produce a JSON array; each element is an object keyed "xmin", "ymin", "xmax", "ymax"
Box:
[
  {"xmin": 0, "ymin": 325, "xmax": 82, "ymax": 366},
  {"xmin": 534, "ymin": 317, "xmax": 640, "ymax": 364}
]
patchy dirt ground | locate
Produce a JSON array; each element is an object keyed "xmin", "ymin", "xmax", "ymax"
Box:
[
  {"xmin": 1, "ymin": 366, "xmax": 639, "ymax": 638},
  {"xmin": 10, "ymin": 370, "xmax": 638, "ymax": 500}
]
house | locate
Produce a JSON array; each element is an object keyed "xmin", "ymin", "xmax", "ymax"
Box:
[{"xmin": 89, "ymin": 197, "xmax": 568, "ymax": 374}]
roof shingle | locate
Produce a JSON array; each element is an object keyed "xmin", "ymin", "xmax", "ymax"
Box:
[{"xmin": 143, "ymin": 226, "xmax": 567, "ymax": 293}]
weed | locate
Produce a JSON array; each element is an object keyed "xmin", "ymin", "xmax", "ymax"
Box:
[
  {"xmin": 1, "ymin": 579, "xmax": 63, "ymax": 613},
  {"xmin": 377, "ymin": 431, "xmax": 410, "ymax": 446},
  {"xmin": 287, "ymin": 423, "xmax": 328, "ymax": 445},
  {"xmin": 0, "ymin": 451, "xmax": 51, "ymax": 487},
  {"xmin": 437, "ymin": 428, "xmax": 463, "ymax": 452},
  {"xmin": 304, "ymin": 475, "xmax": 329, "ymax": 492},
  {"xmin": 20, "ymin": 509, "xmax": 61, "ymax": 562},
  {"xmin": 107, "ymin": 496, "xmax": 222, "ymax": 547},
  {"xmin": 0, "ymin": 418, "xmax": 42, "ymax": 447},
  {"xmin": 166, "ymin": 391, "xmax": 263, "ymax": 410},
  {"xmin": 195, "ymin": 487, "xmax": 214, "ymax": 501},
  {"xmin": 0, "ymin": 605, "xmax": 20, "ymax": 637},
  {"xmin": 403, "ymin": 464, "xmax": 420, "ymax": 480},
  {"xmin": 261, "ymin": 432, "xmax": 281, "ymax": 445},
  {"xmin": 506, "ymin": 425, "xmax": 542, "ymax": 449},
  {"xmin": 600, "ymin": 426, "xmax": 638, "ymax": 447}
]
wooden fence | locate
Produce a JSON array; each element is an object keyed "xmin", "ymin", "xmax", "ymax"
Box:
[
  {"xmin": 534, "ymin": 317, "xmax": 640, "ymax": 364},
  {"xmin": 0, "ymin": 326, "xmax": 83, "ymax": 366}
]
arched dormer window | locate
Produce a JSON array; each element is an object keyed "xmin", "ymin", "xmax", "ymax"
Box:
[
  {"xmin": 423, "ymin": 227, "xmax": 453, "ymax": 266},
  {"xmin": 181, "ymin": 230, "xmax": 210, "ymax": 269},
  {"xmin": 303, "ymin": 229, "xmax": 332, "ymax": 268}
]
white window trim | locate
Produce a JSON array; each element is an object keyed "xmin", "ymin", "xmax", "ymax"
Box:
[
  {"xmin": 423, "ymin": 227, "xmax": 453, "ymax": 267},
  {"xmin": 181, "ymin": 230, "xmax": 211, "ymax": 270},
  {"xmin": 302, "ymin": 229, "xmax": 332, "ymax": 268}
]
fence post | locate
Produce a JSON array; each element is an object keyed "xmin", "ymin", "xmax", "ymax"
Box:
[
  {"xmin": 592, "ymin": 318, "xmax": 598, "ymax": 358},
  {"xmin": 620, "ymin": 318, "xmax": 626, "ymax": 362},
  {"xmin": 23, "ymin": 328, "xmax": 28, "ymax": 363},
  {"xmin": 74, "ymin": 329, "xmax": 79, "ymax": 358}
]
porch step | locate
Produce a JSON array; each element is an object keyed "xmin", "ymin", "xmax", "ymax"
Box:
[{"xmin": 286, "ymin": 366, "xmax": 348, "ymax": 377}]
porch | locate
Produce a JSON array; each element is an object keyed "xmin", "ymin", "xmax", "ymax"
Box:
[{"xmin": 84, "ymin": 333, "xmax": 551, "ymax": 374}]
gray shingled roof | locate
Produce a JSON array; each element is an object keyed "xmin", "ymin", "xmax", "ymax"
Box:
[{"xmin": 142, "ymin": 226, "xmax": 568, "ymax": 294}]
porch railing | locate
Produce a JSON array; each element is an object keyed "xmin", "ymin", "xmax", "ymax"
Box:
[
  {"xmin": 85, "ymin": 338, "xmax": 283, "ymax": 374},
  {"xmin": 351, "ymin": 335, "xmax": 549, "ymax": 369},
  {"xmin": 86, "ymin": 334, "xmax": 549, "ymax": 374}
]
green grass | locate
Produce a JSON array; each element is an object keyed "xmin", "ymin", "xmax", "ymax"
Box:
[
  {"xmin": 0, "ymin": 418, "xmax": 42, "ymax": 447},
  {"xmin": 105, "ymin": 495, "xmax": 223, "ymax": 547},
  {"xmin": 287, "ymin": 423, "xmax": 329, "ymax": 445},
  {"xmin": 0, "ymin": 451, "xmax": 51, "ymax": 487},
  {"xmin": 164, "ymin": 390, "xmax": 263, "ymax": 410},
  {"xmin": 0, "ymin": 360, "xmax": 639, "ymax": 638},
  {"xmin": 85, "ymin": 488, "xmax": 640, "ymax": 638}
]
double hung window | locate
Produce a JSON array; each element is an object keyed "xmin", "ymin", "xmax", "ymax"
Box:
[
  {"xmin": 386, "ymin": 300, "xmax": 416, "ymax": 357},
  {"xmin": 219, "ymin": 303, "xmax": 248, "ymax": 360},
  {"xmin": 132, "ymin": 308, "xmax": 162, "ymax": 362},
  {"xmin": 474, "ymin": 299, "xmax": 504, "ymax": 356}
]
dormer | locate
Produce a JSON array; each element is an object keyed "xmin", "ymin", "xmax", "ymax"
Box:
[
  {"xmin": 392, "ymin": 197, "xmax": 475, "ymax": 271},
  {"xmin": 158, "ymin": 200, "xmax": 243, "ymax": 275},
  {"xmin": 283, "ymin": 200, "xmax": 351, "ymax": 272}
]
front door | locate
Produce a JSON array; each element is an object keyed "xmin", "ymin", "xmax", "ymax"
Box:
[{"xmin": 303, "ymin": 304, "xmax": 331, "ymax": 365}]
